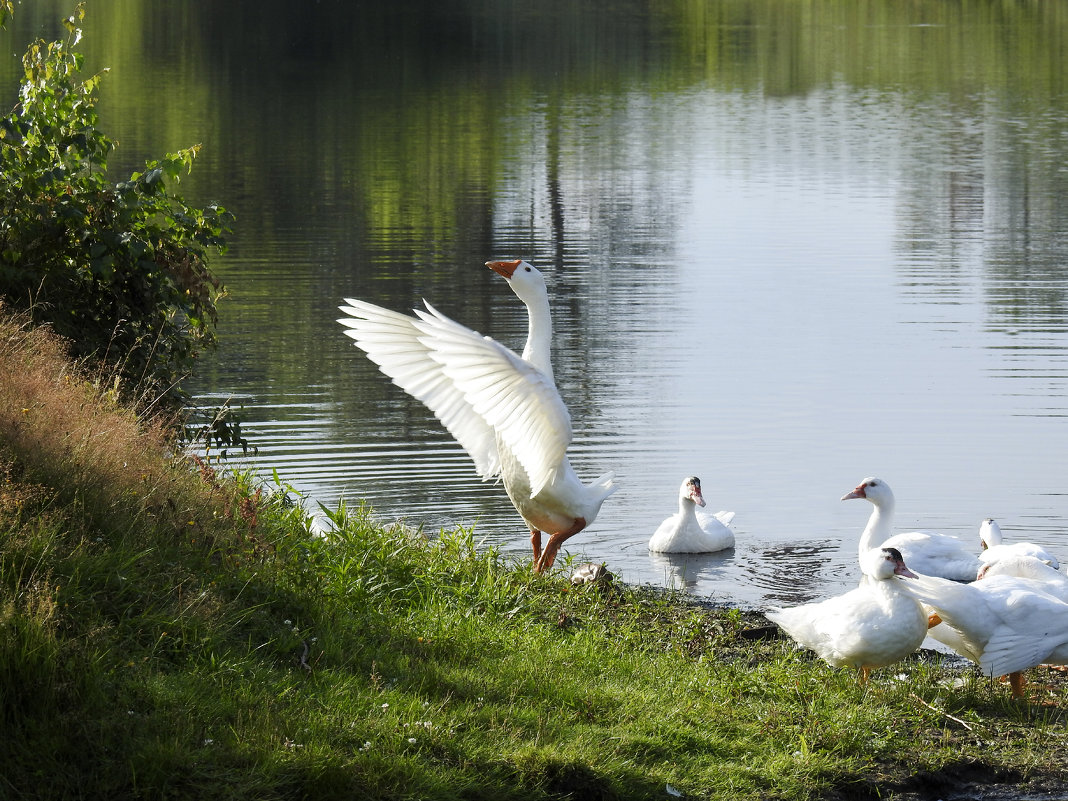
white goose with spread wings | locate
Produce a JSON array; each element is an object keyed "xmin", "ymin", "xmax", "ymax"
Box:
[
  {"xmin": 902, "ymin": 569, "xmax": 1068, "ymax": 697},
  {"xmin": 338, "ymin": 259, "xmax": 616, "ymax": 572}
]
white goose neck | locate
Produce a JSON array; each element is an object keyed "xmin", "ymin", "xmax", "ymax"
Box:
[
  {"xmin": 678, "ymin": 495, "xmax": 697, "ymax": 519},
  {"xmin": 858, "ymin": 496, "xmax": 895, "ymax": 560},
  {"xmin": 521, "ymin": 291, "xmax": 555, "ymax": 384}
]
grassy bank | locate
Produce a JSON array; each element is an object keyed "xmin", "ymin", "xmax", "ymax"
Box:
[{"xmin": 2, "ymin": 312, "xmax": 1067, "ymax": 800}]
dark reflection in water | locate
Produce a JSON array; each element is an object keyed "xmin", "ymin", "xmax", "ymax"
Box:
[{"xmin": 743, "ymin": 543, "xmax": 848, "ymax": 607}]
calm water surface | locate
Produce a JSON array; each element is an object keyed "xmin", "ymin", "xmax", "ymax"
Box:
[{"xmin": 6, "ymin": 2, "xmax": 1068, "ymax": 609}]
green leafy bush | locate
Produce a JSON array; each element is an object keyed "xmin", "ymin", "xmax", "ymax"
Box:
[{"xmin": 0, "ymin": 4, "xmax": 232, "ymax": 407}]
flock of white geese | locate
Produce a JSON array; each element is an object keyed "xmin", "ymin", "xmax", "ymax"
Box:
[{"xmin": 338, "ymin": 259, "xmax": 1068, "ymax": 698}]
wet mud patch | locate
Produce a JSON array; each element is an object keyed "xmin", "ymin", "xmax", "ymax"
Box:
[{"xmin": 881, "ymin": 760, "xmax": 1068, "ymax": 801}]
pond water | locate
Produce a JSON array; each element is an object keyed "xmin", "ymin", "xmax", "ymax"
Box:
[{"xmin": 5, "ymin": 1, "xmax": 1068, "ymax": 610}]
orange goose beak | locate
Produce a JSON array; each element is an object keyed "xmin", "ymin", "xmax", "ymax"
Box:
[{"xmin": 487, "ymin": 259, "xmax": 522, "ymax": 279}]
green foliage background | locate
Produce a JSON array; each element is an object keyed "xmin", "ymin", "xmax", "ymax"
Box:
[{"xmin": 0, "ymin": 4, "xmax": 231, "ymax": 406}]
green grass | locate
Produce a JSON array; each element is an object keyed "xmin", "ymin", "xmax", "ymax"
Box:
[{"xmin": 2, "ymin": 310, "xmax": 1067, "ymax": 800}]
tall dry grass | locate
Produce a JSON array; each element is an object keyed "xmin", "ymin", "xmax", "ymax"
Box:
[{"xmin": 0, "ymin": 306, "xmax": 225, "ymax": 540}]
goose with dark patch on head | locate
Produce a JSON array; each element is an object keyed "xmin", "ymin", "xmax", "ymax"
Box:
[
  {"xmin": 648, "ymin": 476, "xmax": 735, "ymax": 553},
  {"xmin": 766, "ymin": 547, "xmax": 928, "ymax": 684}
]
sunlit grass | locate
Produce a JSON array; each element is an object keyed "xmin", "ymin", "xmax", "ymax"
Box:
[{"xmin": 2, "ymin": 308, "xmax": 1067, "ymax": 799}]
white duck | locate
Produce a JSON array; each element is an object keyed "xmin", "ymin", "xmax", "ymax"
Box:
[
  {"xmin": 978, "ymin": 555, "xmax": 1068, "ymax": 602},
  {"xmin": 648, "ymin": 476, "xmax": 735, "ymax": 553},
  {"xmin": 842, "ymin": 477, "xmax": 981, "ymax": 582},
  {"xmin": 978, "ymin": 518, "xmax": 1059, "ymax": 570},
  {"xmin": 902, "ymin": 570, "xmax": 1068, "ymax": 697},
  {"xmin": 766, "ymin": 547, "xmax": 928, "ymax": 683},
  {"xmin": 337, "ymin": 259, "xmax": 616, "ymax": 573}
]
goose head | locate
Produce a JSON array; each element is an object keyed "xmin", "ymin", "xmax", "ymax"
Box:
[
  {"xmin": 486, "ymin": 259, "xmax": 548, "ymax": 305},
  {"xmin": 679, "ymin": 476, "xmax": 707, "ymax": 508},
  {"xmin": 841, "ymin": 476, "xmax": 895, "ymax": 508},
  {"xmin": 978, "ymin": 517, "xmax": 1002, "ymax": 550},
  {"xmin": 862, "ymin": 547, "xmax": 918, "ymax": 581}
]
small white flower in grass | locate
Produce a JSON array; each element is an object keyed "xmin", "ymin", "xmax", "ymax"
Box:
[
  {"xmin": 203, "ymin": 739, "xmax": 214, "ymax": 746},
  {"xmin": 284, "ymin": 620, "xmax": 291, "ymax": 626},
  {"xmin": 381, "ymin": 703, "xmax": 389, "ymax": 709},
  {"xmin": 407, "ymin": 738, "xmax": 417, "ymax": 744},
  {"xmin": 358, "ymin": 741, "xmax": 372, "ymax": 751}
]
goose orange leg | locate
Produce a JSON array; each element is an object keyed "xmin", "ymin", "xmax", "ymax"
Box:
[
  {"xmin": 534, "ymin": 518, "xmax": 587, "ymax": 573},
  {"xmin": 530, "ymin": 528, "xmax": 543, "ymax": 565},
  {"xmin": 1008, "ymin": 671, "xmax": 1026, "ymax": 698}
]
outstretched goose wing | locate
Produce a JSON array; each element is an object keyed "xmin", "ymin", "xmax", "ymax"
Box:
[
  {"xmin": 413, "ymin": 301, "xmax": 571, "ymax": 497},
  {"xmin": 338, "ymin": 299, "xmax": 572, "ymax": 497},
  {"xmin": 338, "ymin": 298, "xmax": 501, "ymax": 479}
]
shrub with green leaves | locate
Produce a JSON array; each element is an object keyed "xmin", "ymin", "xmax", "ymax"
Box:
[{"xmin": 0, "ymin": 4, "xmax": 232, "ymax": 407}]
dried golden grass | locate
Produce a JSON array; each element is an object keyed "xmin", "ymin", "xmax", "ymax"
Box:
[{"xmin": 0, "ymin": 307, "xmax": 224, "ymax": 541}]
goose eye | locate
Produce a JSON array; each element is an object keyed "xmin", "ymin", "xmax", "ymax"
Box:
[{"xmin": 524, "ymin": 266, "xmax": 532, "ymax": 272}]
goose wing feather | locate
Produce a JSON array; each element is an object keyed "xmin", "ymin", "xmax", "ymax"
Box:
[
  {"xmin": 712, "ymin": 511, "xmax": 736, "ymax": 526},
  {"xmin": 412, "ymin": 302, "xmax": 571, "ymax": 497},
  {"xmin": 976, "ymin": 583, "xmax": 1068, "ymax": 677},
  {"xmin": 338, "ymin": 298, "xmax": 502, "ymax": 480}
]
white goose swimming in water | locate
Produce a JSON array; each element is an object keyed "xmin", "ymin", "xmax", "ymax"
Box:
[
  {"xmin": 338, "ymin": 259, "xmax": 617, "ymax": 572},
  {"xmin": 766, "ymin": 547, "xmax": 928, "ymax": 683},
  {"xmin": 978, "ymin": 518, "xmax": 1059, "ymax": 571},
  {"xmin": 842, "ymin": 477, "xmax": 981, "ymax": 582},
  {"xmin": 648, "ymin": 476, "xmax": 735, "ymax": 553}
]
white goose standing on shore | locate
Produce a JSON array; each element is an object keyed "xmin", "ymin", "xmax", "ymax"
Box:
[
  {"xmin": 766, "ymin": 547, "xmax": 928, "ymax": 683},
  {"xmin": 902, "ymin": 568, "xmax": 1068, "ymax": 697},
  {"xmin": 842, "ymin": 477, "xmax": 981, "ymax": 582},
  {"xmin": 978, "ymin": 555, "xmax": 1068, "ymax": 602},
  {"xmin": 338, "ymin": 259, "xmax": 617, "ymax": 572}
]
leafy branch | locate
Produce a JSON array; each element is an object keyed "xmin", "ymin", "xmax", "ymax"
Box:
[{"xmin": 0, "ymin": 3, "xmax": 232, "ymax": 409}]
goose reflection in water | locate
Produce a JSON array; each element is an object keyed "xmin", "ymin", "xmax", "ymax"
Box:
[{"xmin": 649, "ymin": 548, "xmax": 737, "ymax": 591}]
